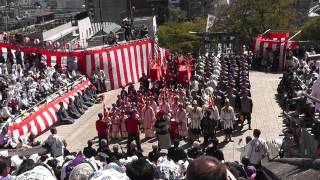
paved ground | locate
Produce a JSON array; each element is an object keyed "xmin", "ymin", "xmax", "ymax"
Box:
[{"xmin": 36, "ymin": 71, "xmax": 284, "ymax": 162}]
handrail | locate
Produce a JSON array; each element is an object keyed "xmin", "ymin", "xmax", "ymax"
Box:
[
  {"xmin": 302, "ymin": 92, "xmax": 320, "ymax": 104},
  {"xmin": 8, "ymin": 75, "xmax": 86, "ymax": 124}
]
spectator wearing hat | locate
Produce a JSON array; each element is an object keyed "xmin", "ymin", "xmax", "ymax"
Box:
[
  {"xmin": 220, "ymin": 98, "xmax": 236, "ymax": 142},
  {"xmin": 189, "ymin": 100, "xmax": 203, "ymax": 142},
  {"xmin": 96, "ymin": 113, "xmax": 110, "ymax": 143}
]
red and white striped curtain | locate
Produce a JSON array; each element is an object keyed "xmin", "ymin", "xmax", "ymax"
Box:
[{"xmin": 0, "ymin": 39, "xmax": 171, "ymax": 90}]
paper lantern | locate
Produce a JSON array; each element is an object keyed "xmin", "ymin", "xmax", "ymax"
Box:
[
  {"xmin": 23, "ymin": 37, "xmax": 30, "ymax": 43},
  {"xmin": 54, "ymin": 42, "xmax": 61, "ymax": 48},
  {"xmin": 2, "ymin": 32, "xmax": 8, "ymax": 37},
  {"xmin": 46, "ymin": 40, "xmax": 52, "ymax": 47},
  {"xmin": 33, "ymin": 38, "xmax": 40, "ymax": 45},
  {"xmin": 64, "ymin": 42, "xmax": 71, "ymax": 49}
]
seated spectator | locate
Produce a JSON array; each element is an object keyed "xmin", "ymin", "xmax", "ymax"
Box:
[
  {"xmin": 187, "ymin": 141, "xmax": 203, "ymax": 159},
  {"xmin": 127, "ymin": 142, "xmax": 143, "ymax": 158},
  {"xmin": 97, "ymin": 139, "xmax": 112, "ymax": 158},
  {"xmin": 126, "ymin": 159, "xmax": 155, "ymax": 180},
  {"xmin": 205, "ymin": 138, "xmax": 225, "ymax": 161},
  {"xmin": 43, "ymin": 127, "xmax": 64, "ymax": 158},
  {"xmin": 67, "ymin": 98, "xmax": 81, "ymax": 119},
  {"xmin": 57, "ymin": 101, "xmax": 75, "ymax": 124},
  {"xmin": 0, "ymin": 156, "xmax": 11, "ymax": 179},
  {"xmin": 83, "ymin": 140, "xmax": 97, "ymax": 159},
  {"xmin": 148, "ymin": 144, "xmax": 161, "ymax": 163},
  {"xmin": 186, "ymin": 156, "xmax": 227, "ymax": 180},
  {"xmin": 110, "ymin": 144, "xmax": 124, "ymax": 161},
  {"xmin": 167, "ymin": 140, "xmax": 187, "ymax": 162}
]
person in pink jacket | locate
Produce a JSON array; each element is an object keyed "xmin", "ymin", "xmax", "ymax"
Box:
[
  {"xmin": 111, "ymin": 109, "xmax": 121, "ymax": 139},
  {"xmin": 175, "ymin": 104, "xmax": 188, "ymax": 138},
  {"xmin": 141, "ymin": 100, "xmax": 156, "ymax": 139}
]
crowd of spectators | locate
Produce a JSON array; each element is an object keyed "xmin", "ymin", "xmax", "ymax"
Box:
[
  {"xmin": 276, "ymin": 45, "xmax": 320, "ymax": 158},
  {"xmin": 0, "ymin": 50, "xmax": 82, "ymax": 124},
  {"xmin": 0, "ymin": 126, "xmax": 266, "ymax": 180}
]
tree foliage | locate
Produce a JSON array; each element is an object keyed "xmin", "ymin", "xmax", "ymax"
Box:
[
  {"xmin": 157, "ymin": 18, "xmax": 205, "ymax": 54},
  {"xmin": 300, "ymin": 17, "xmax": 320, "ymax": 41},
  {"xmin": 213, "ymin": 0, "xmax": 299, "ymax": 46}
]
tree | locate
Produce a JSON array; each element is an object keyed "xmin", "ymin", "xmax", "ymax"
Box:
[
  {"xmin": 157, "ymin": 18, "xmax": 206, "ymax": 54},
  {"xmin": 300, "ymin": 17, "xmax": 320, "ymax": 41},
  {"xmin": 213, "ymin": 0, "xmax": 299, "ymax": 47}
]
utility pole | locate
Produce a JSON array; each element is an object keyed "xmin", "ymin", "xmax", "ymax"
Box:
[{"xmin": 99, "ymin": 0, "xmax": 104, "ymax": 45}]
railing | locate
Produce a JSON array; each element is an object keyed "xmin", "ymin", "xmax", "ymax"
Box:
[{"xmin": 0, "ymin": 75, "xmax": 87, "ymax": 130}]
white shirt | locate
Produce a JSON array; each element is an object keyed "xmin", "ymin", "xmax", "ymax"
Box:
[
  {"xmin": 45, "ymin": 134, "xmax": 64, "ymax": 158},
  {"xmin": 245, "ymin": 137, "xmax": 268, "ymax": 165},
  {"xmin": 189, "ymin": 107, "xmax": 203, "ymax": 129},
  {"xmin": 236, "ymin": 143, "xmax": 249, "ymax": 161},
  {"xmin": 220, "ymin": 106, "xmax": 236, "ymax": 129}
]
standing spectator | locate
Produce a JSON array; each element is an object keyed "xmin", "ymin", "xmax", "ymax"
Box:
[
  {"xmin": 43, "ymin": 128, "xmax": 64, "ymax": 158},
  {"xmin": 201, "ymin": 110, "xmax": 216, "ymax": 150},
  {"xmin": 236, "ymin": 136, "xmax": 252, "ymax": 161},
  {"xmin": 154, "ymin": 111, "xmax": 171, "ymax": 150},
  {"xmin": 96, "ymin": 113, "xmax": 110, "ymax": 143},
  {"xmin": 220, "ymin": 99, "xmax": 236, "ymax": 142},
  {"xmin": 140, "ymin": 73, "xmax": 149, "ymax": 91},
  {"xmin": 126, "ymin": 110, "xmax": 142, "ymax": 151},
  {"xmin": 239, "ymin": 92, "xmax": 253, "ymax": 130},
  {"xmin": 245, "ymin": 129, "xmax": 268, "ymax": 168}
]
